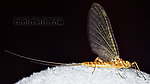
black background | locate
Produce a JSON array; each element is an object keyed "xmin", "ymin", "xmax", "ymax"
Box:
[{"xmin": 1, "ymin": 0, "xmax": 150, "ymax": 84}]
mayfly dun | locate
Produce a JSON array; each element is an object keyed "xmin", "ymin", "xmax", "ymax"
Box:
[{"xmin": 5, "ymin": 3, "xmax": 146, "ymax": 80}]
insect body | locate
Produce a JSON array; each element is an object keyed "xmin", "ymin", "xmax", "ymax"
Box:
[
  {"xmin": 81, "ymin": 57, "xmax": 131, "ymax": 69},
  {"xmin": 82, "ymin": 3, "xmax": 146, "ymax": 79},
  {"xmin": 5, "ymin": 3, "xmax": 146, "ymax": 80}
]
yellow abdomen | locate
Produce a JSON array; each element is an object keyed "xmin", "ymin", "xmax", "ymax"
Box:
[{"xmin": 81, "ymin": 61, "xmax": 124, "ymax": 69}]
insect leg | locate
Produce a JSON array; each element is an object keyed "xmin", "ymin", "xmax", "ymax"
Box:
[
  {"xmin": 133, "ymin": 64, "xmax": 141, "ymax": 78},
  {"xmin": 117, "ymin": 69, "xmax": 124, "ymax": 78},
  {"xmin": 92, "ymin": 57, "xmax": 100, "ymax": 74},
  {"xmin": 92, "ymin": 62, "xmax": 96, "ymax": 74},
  {"xmin": 132, "ymin": 62, "xmax": 146, "ymax": 80}
]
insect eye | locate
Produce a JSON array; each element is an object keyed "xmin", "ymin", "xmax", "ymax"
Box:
[{"xmin": 126, "ymin": 61, "xmax": 129, "ymax": 64}]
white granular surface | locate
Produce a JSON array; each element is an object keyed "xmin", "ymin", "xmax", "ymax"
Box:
[{"xmin": 15, "ymin": 65, "xmax": 150, "ymax": 84}]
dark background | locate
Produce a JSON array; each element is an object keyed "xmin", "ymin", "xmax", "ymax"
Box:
[{"xmin": 1, "ymin": 0, "xmax": 150, "ymax": 84}]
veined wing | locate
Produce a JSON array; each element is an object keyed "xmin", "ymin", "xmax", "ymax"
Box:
[{"xmin": 88, "ymin": 3, "xmax": 119, "ymax": 61}]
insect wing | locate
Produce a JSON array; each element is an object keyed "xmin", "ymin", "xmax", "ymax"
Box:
[{"xmin": 88, "ymin": 3, "xmax": 119, "ymax": 61}]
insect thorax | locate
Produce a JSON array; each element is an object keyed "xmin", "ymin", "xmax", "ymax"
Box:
[{"xmin": 112, "ymin": 58, "xmax": 132, "ymax": 69}]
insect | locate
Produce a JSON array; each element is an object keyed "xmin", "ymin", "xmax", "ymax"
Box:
[{"xmin": 5, "ymin": 3, "xmax": 146, "ymax": 80}]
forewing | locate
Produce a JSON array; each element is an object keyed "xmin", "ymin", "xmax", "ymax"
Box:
[{"xmin": 88, "ymin": 3, "xmax": 119, "ymax": 61}]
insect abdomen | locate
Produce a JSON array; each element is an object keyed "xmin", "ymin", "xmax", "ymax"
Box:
[{"xmin": 81, "ymin": 62, "xmax": 110, "ymax": 68}]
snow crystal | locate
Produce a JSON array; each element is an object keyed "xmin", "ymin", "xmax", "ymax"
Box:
[{"xmin": 15, "ymin": 65, "xmax": 150, "ymax": 84}]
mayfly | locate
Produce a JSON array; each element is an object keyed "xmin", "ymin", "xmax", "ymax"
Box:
[{"xmin": 5, "ymin": 3, "xmax": 146, "ymax": 80}]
